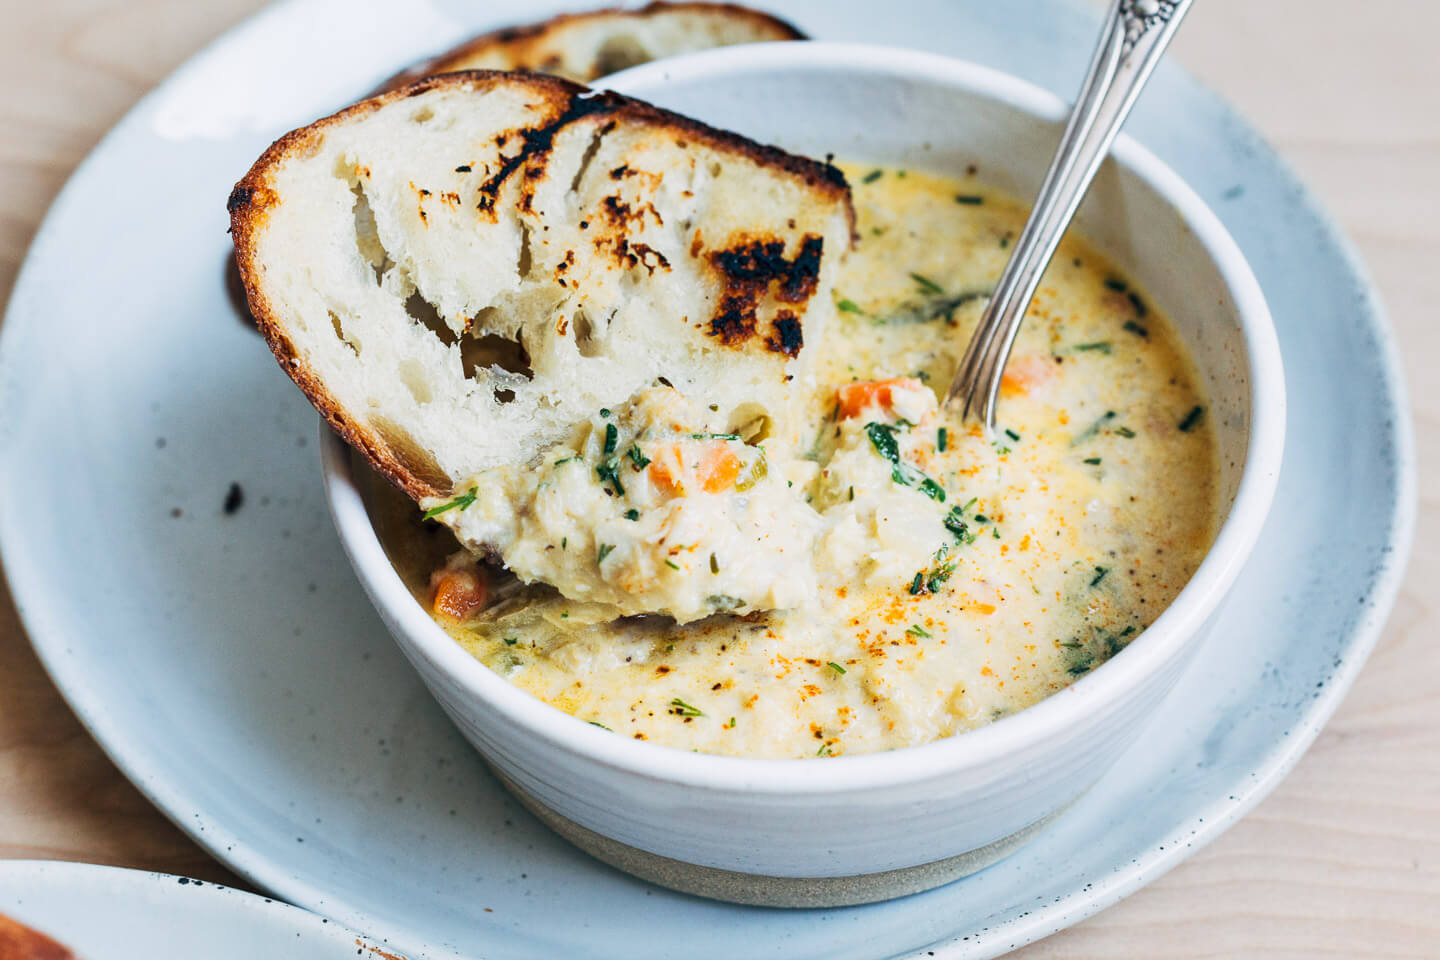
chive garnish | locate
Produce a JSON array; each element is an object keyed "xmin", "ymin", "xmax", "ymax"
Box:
[
  {"xmin": 1127, "ymin": 292, "xmax": 1148, "ymax": 317},
  {"xmin": 837, "ymin": 298, "xmax": 863, "ymax": 313},
  {"xmin": 600, "ymin": 408, "xmax": 611, "ymax": 418},
  {"xmin": 1114, "ymin": 426, "xmax": 1136, "ymax": 438},
  {"xmin": 602, "ymin": 422, "xmax": 618, "ymax": 455},
  {"xmin": 627, "ymin": 445, "xmax": 651, "ymax": 469},
  {"xmin": 1178, "ymin": 405, "xmax": 1205, "ymax": 432},
  {"xmin": 906, "ymin": 624, "xmax": 932, "ymax": 638},
  {"xmin": 865, "ymin": 422, "xmax": 901, "ymax": 462},
  {"xmin": 1075, "ymin": 341, "xmax": 1112, "ymax": 354},
  {"xmin": 588, "ymin": 720, "xmax": 612, "ymax": 731},
  {"xmin": 665, "ymin": 558, "xmax": 681, "ymax": 570},
  {"xmin": 1070, "ymin": 410, "xmax": 1117, "ymax": 446},
  {"xmin": 1004, "ymin": 428, "xmax": 1021, "ymax": 442},
  {"xmin": 1123, "ymin": 319, "xmax": 1150, "ymax": 338},
  {"xmin": 710, "ymin": 553, "xmax": 720, "ymax": 574},
  {"xmin": 910, "ymin": 572, "xmax": 925, "ymax": 595},
  {"xmin": 862, "ymin": 169, "xmax": 883, "ymax": 184},
  {"xmin": 691, "ymin": 432, "xmax": 741, "ymax": 441},
  {"xmin": 828, "ymin": 661, "xmax": 847, "ymax": 675},
  {"xmin": 1090, "ymin": 566, "xmax": 1109, "ymax": 587},
  {"xmin": 910, "ymin": 272, "xmax": 945, "ymax": 295},
  {"xmin": 1083, "ymin": 456, "xmax": 1102, "ymax": 465},
  {"xmin": 669, "ymin": 698, "xmax": 704, "ymax": 717},
  {"xmin": 503, "ymin": 637, "xmax": 518, "ymax": 646},
  {"xmin": 817, "ymin": 743, "xmax": 831, "ymax": 756},
  {"xmin": 955, "ymin": 194, "xmax": 984, "ymax": 205},
  {"xmin": 624, "ymin": 508, "xmax": 640, "ymax": 521},
  {"xmin": 597, "ymin": 544, "xmax": 615, "ymax": 564},
  {"xmin": 423, "ymin": 487, "xmax": 477, "ymax": 519},
  {"xmin": 1104, "ymin": 277, "xmax": 1128, "ymax": 293},
  {"xmin": 937, "ymin": 427, "xmax": 948, "ymax": 452}
]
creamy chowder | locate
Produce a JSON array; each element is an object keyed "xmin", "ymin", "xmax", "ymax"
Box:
[{"xmin": 378, "ymin": 163, "xmax": 1219, "ymax": 759}]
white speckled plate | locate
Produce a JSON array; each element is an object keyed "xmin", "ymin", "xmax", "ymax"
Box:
[
  {"xmin": 0, "ymin": 1, "xmax": 1414, "ymax": 958},
  {"xmin": 0, "ymin": 860, "xmax": 411, "ymax": 958}
]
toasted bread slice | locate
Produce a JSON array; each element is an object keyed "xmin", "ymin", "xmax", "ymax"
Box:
[
  {"xmin": 381, "ymin": 2, "xmax": 803, "ymax": 91},
  {"xmin": 230, "ymin": 72, "xmax": 852, "ymax": 511}
]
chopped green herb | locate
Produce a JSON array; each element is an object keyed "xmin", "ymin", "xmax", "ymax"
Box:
[
  {"xmin": 600, "ymin": 408, "xmax": 611, "ymax": 418},
  {"xmin": 691, "ymin": 432, "xmax": 741, "ymax": 441},
  {"xmin": 973, "ymin": 514, "xmax": 989, "ymax": 524},
  {"xmin": 1083, "ymin": 456, "xmax": 1102, "ymax": 465},
  {"xmin": 999, "ymin": 235, "xmax": 1010, "ymax": 248},
  {"xmin": 1090, "ymin": 566, "xmax": 1110, "ymax": 587},
  {"xmin": 865, "ymin": 422, "xmax": 901, "ymax": 462},
  {"xmin": 992, "ymin": 527, "xmax": 1001, "ymax": 539},
  {"xmin": 709, "ymin": 553, "xmax": 720, "ymax": 574},
  {"xmin": 626, "ymin": 445, "xmax": 651, "ymax": 470},
  {"xmin": 587, "ymin": 720, "xmax": 612, "ymax": 731},
  {"xmin": 597, "ymin": 544, "xmax": 615, "ymax": 564},
  {"xmin": 553, "ymin": 456, "xmax": 577, "ymax": 466},
  {"xmin": 837, "ymin": 297, "xmax": 864, "ymax": 314},
  {"xmin": 669, "ymin": 698, "xmax": 704, "ymax": 717},
  {"xmin": 910, "ymin": 572, "xmax": 925, "ymax": 595},
  {"xmin": 725, "ymin": 717, "xmax": 736, "ymax": 729},
  {"xmin": 937, "ymin": 427, "xmax": 948, "ymax": 452},
  {"xmin": 862, "ymin": 169, "xmax": 883, "ymax": 184},
  {"xmin": 561, "ymin": 537, "xmax": 567, "ymax": 550},
  {"xmin": 944, "ymin": 508, "xmax": 974, "ymax": 544},
  {"xmin": 1070, "ymin": 410, "xmax": 1117, "ymax": 446},
  {"xmin": 910, "ymin": 272, "xmax": 945, "ymax": 295},
  {"xmin": 503, "ymin": 637, "xmax": 518, "ymax": 646},
  {"xmin": 665, "ymin": 558, "xmax": 681, "ymax": 570},
  {"xmin": 1104, "ymin": 277, "xmax": 1128, "ymax": 293},
  {"xmin": 1123, "ymin": 319, "xmax": 1150, "ymax": 338},
  {"xmin": 423, "ymin": 487, "xmax": 477, "ymax": 519},
  {"xmin": 816, "ymin": 743, "xmax": 831, "ymax": 756},
  {"xmin": 596, "ymin": 457, "xmax": 625, "ymax": 494},
  {"xmin": 926, "ymin": 562, "xmax": 956, "ymax": 594},
  {"xmin": 906, "ymin": 624, "xmax": 932, "ymax": 638},
  {"xmin": 847, "ymin": 486, "xmax": 855, "ymax": 502},
  {"xmin": 1004, "ymin": 428, "xmax": 1021, "ymax": 442},
  {"xmin": 1114, "ymin": 426, "xmax": 1136, "ymax": 439},
  {"xmin": 1075, "ymin": 341, "xmax": 1112, "ymax": 354},
  {"xmin": 828, "ymin": 661, "xmax": 847, "ymax": 675},
  {"xmin": 1178, "ymin": 405, "xmax": 1205, "ymax": 432},
  {"xmin": 602, "ymin": 423, "xmax": 619, "ymax": 455},
  {"xmin": 1128, "ymin": 292, "xmax": 1148, "ymax": 317},
  {"xmin": 955, "ymin": 194, "xmax": 984, "ymax": 205},
  {"xmin": 624, "ymin": 508, "xmax": 640, "ymax": 521}
]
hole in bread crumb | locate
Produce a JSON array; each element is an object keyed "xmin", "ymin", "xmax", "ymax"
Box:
[
  {"xmin": 591, "ymin": 35, "xmax": 649, "ymax": 78},
  {"xmin": 410, "ymin": 106, "xmax": 435, "ymax": 124},
  {"xmin": 517, "ymin": 223, "xmax": 533, "ymax": 279},
  {"xmin": 404, "ymin": 293, "xmax": 457, "ymax": 346},
  {"xmin": 462, "ymin": 331, "xmax": 534, "ymax": 383},
  {"xmin": 328, "ymin": 311, "xmax": 359, "ymax": 355},
  {"xmin": 494, "ymin": 388, "xmax": 516, "ymax": 404},
  {"xmin": 350, "ymin": 183, "xmax": 388, "ymax": 283},
  {"xmin": 572, "ymin": 308, "xmax": 606, "ymax": 359},
  {"xmin": 398, "ymin": 358, "xmax": 432, "ymax": 404}
]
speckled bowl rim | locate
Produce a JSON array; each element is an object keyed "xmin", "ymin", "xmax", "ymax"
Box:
[{"xmin": 321, "ymin": 42, "xmax": 1286, "ymax": 795}]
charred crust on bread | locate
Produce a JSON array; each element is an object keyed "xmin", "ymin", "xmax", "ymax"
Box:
[
  {"xmin": 375, "ymin": 2, "xmax": 807, "ymax": 93},
  {"xmin": 228, "ymin": 70, "xmax": 851, "ymax": 502}
]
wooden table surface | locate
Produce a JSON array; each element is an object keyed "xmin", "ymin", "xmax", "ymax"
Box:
[{"xmin": 1, "ymin": 1, "xmax": 1435, "ymax": 955}]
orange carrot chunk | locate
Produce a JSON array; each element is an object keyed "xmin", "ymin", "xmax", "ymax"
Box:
[
  {"xmin": 431, "ymin": 567, "xmax": 488, "ymax": 622},
  {"xmin": 648, "ymin": 441, "xmax": 741, "ymax": 496},
  {"xmin": 835, "ymin": 377, "xmax": 925, "ymax": 419}
]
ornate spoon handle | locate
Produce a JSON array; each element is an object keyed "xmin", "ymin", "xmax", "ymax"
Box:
[{"xmin": 946, "ymin": 0, "xmax": 1194, "ymax": 428}]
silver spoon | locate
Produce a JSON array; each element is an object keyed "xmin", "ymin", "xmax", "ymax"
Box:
[{"xmin": 945, "ymin": 0, "xmax": 1194, "ymax": 429}]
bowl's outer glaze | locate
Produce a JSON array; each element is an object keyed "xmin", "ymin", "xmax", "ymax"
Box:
[{"xmin": 322, "ymin": 44, "xmax": 1284, "ymax": 881}]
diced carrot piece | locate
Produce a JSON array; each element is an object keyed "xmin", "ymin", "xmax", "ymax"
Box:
[
  {"xmin": 1000, "ymin": 355, "xmax": 1057, "ymax": 397},
  {"xmin": 431, "ymin": 567, "xmax": 488, "ymax": 622},
  {"xmin": 648, "ymin": 441, "xmax": 741, "ymax": 496},
  {"xmin": 835, "ymin": 377, "xmax": 925, "ymax": 419}
]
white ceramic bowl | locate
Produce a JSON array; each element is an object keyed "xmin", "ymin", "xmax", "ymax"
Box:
[{"xmin": 321, "ymin": 42, "xmax": 1285, "ymax": 906}]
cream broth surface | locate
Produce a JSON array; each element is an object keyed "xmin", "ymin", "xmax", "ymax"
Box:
[{"xmin": 381, "ymin": 164, "xmax": 1219, "ymax": 758}]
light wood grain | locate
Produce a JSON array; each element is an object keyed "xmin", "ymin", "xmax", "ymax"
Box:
[{"xmin": 0, "ymin": 1, "xmax": 1435, "ymax": 955}]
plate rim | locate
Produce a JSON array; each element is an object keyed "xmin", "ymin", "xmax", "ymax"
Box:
[
  {"xmin": 0, "ymin": 859, "xmax": 406, "ymax": 956},
  {"xmin": 0, "ymin": 1, "xmax": 1417, "ymax": 957}
]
